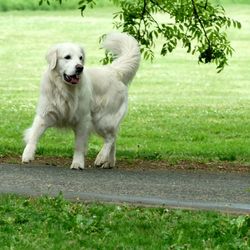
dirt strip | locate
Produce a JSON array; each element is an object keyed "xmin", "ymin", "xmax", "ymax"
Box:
[{"xmin": 1, "ymin": 156, "xmax": 249, "ymax": 173}]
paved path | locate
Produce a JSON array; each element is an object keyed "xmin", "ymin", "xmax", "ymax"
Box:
[{"xmin": 0, "ymin": 164, "xmax": 249, "ymax": 213}]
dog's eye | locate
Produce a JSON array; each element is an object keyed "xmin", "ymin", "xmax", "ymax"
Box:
[
  {"xmin": 64, "ymin": 55, "xmax": 71, "ymax": 60},
  {"xmin": 79, "ymin": 56, "xmax": 83, "ymax": 61}
]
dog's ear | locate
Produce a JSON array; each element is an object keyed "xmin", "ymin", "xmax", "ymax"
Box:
[
  {"xmin": 79, "ymin": 46, "xmax": 85, "ymax": 64},
  {"xmin": 46, "ymin": 46, "xmax": 57, "ymax": 70}
]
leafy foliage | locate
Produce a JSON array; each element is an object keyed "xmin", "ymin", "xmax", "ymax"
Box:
[
  {"xmin": 114, "ymin": 0, "xmax": 241, "ymax": 72},
  {"xmin": 40, "ymin": 0, "xmax": 241, "ymax": 72}
]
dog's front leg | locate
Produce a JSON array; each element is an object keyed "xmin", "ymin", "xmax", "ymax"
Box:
[
  {"xmin": 71, "ymin": 122, "xmax": 89, "ymax": 170},
  {"xmin": 22, "ymin": 115, "xmax": 48, "ymax": 163}
]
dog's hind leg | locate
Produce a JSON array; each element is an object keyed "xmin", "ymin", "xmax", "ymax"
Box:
[
  {"xmin": 94, "ymin": 135, "xmax": 116, "ymax": 169},
  {"xmin": 22, "ymin": 115, "xmax": 49, "ymax": 163},
  {"xmin": 93, "ymin": 93, "xmax": 127, "ymax": 169},
  {"xmin": 109, "ymin": 140, "xmax": 116, "ymax": 167}
]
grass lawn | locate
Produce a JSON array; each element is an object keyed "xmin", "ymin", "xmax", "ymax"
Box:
[
  {"xmin": 0, "ymin": 194, "xmax": 249, "ymax": 249},
  {"xmin": 0, "ymin": 5, "xmax": 250, "ymax": 165}
]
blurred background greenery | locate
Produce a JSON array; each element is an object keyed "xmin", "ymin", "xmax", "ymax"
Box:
[
  {"xmin": 0, "ymin": 0, "xmax": 249, "ymax": 12},
  {"xmin": 0, "ymin": 0, "xmax": 112, "ymax": 11}
]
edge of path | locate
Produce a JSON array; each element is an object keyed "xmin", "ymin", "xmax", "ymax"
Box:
[{"xmin": 1, "ymin": 156, "xmax": 250, "ymax": 173}]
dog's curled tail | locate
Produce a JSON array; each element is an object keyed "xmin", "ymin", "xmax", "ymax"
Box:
[{"xmin": 102, "ymin": 32, "xmax": 141, "ymax": 85}]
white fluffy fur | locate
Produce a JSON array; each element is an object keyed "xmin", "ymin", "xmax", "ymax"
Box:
[{"xmin": 22, "ymin": 32, "xmax": 140, "ymax": 169}]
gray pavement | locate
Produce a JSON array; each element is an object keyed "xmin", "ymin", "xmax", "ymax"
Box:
[{"xmin": 0, "ymin": 163, "xmax": 249, "ymax": 213}]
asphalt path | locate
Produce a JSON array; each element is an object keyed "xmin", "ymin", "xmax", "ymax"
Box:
[{"xmin": 0, "ymin": 163, "xmax": 249, "ymax": 213}]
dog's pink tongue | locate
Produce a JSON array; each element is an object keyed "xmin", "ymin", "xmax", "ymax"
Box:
[{"xmin": 70, "ymin": 76, "xmax": 80, "ymax": 84}]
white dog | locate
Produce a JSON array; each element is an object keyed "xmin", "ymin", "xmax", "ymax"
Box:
[{"xmin": 22, "ymin": 32, "xmax": 141, "ymax": 169}]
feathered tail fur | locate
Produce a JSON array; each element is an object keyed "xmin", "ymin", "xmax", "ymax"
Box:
[{"xmin": 102, "ymin": 32, "xmax": 141, "ymax": 85}]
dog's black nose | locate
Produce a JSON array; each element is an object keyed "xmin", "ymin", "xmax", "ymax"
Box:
[{"xmin": 75, "ymin": 64, "xmax": 83, "ymax": 74}]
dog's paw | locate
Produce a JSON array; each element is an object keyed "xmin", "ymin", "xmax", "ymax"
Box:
[
  {"xmin": 22, "ymin": 155, "xmax": 34, "ymax": 163},
  {"xmin": 94, "ymin": 151, "xmax": 115, "ymax": 169},
  {"xmin": 22, "ymin": 146, "xmax": 35, "ymax": 163},
  {"xmin": 94, "ymin": 159, "xmax": 114, "ymax": 169},
  {"xmin": 70, "ymin": 161, "xmax": 85, "ymax": 170},
  {"xmin": 101, "ymin": 162, "xmax": 113, "ymax": 169}
]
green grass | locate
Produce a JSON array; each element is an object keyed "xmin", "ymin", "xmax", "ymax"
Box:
[
  {"xmin": 0, "ymin": 5, "xmax": 250, "ymax": 164},
  {"xmin": 217, "ymin": 0, "xmax": 250, "ymax": 3},
  {"xmin": 0, "ymin": 194, "xmax": 249, "ymax": 249}
]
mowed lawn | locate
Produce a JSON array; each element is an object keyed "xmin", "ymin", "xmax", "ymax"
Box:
[
  {"xmin": 0, "ymin": 194, "xmax": 249, "ymax": 249},
  {"xmin": 0, "ymin": 4, "xmax": 250, "ymax": 164}
]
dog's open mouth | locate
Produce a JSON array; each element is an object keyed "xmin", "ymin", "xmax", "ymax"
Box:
[{"xmin": 63, "ymin": 73, "xmax": 80, "ymax": 85}]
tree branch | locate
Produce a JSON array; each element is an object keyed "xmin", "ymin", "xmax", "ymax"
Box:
[
  {"xmin": 191, "ymin": 0, "xmax": 211, "ymax": 47},
  {"xmin": 137, "ymin": 0, "xmax": 148, "ymax": 40}
]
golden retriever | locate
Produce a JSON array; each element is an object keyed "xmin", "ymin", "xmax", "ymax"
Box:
[{"xmin": 22, "ymin": 32, "xmax": 141, "ymax": 169}]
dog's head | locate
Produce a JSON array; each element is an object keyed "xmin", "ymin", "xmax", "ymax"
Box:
[{"xmin": 46, "ymin": 43, "xmax": 85, "ymax": 85}]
